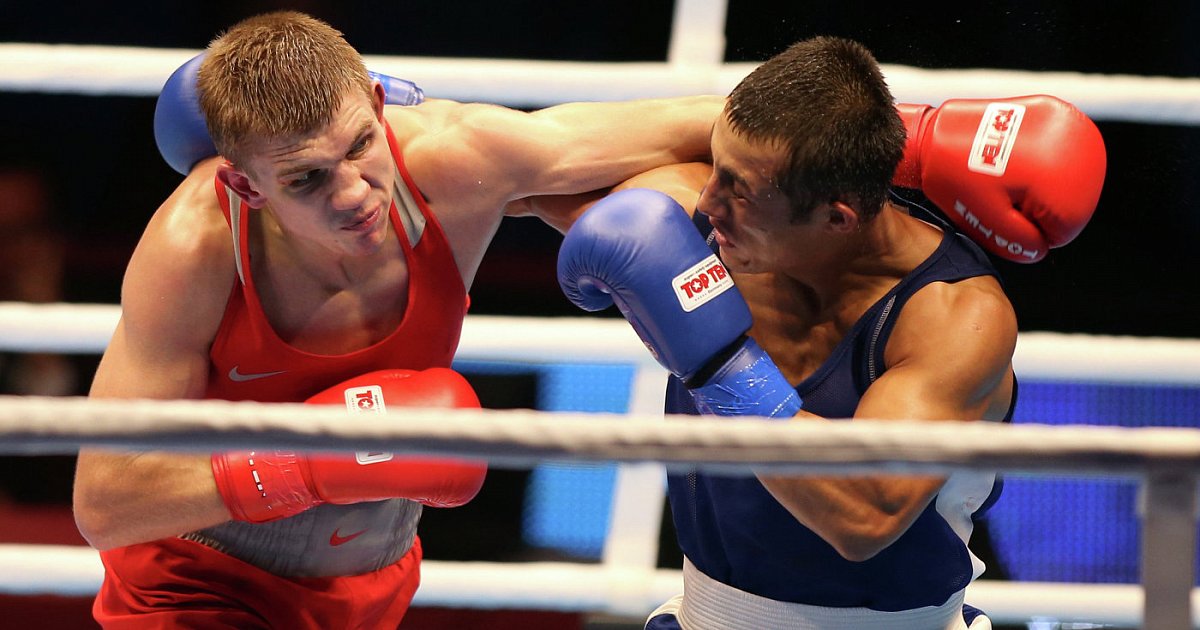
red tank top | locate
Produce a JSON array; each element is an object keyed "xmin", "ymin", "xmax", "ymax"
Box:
[{"xmin": 206, "ymin": 122, "xmax": 467, "ymax": 402}]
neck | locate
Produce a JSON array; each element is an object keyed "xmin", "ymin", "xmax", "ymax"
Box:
[
  {"xmin": 259, "ymin": 208, "xmax": 397, "ymax": 291},
  {"xmin": 780, "ymin": 203, "xmax": 937, "ymax": 317}
]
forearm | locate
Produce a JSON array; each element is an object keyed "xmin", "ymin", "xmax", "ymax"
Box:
[
  {"xmin": 504, "ymin": 191, "xmax": 606, "ymax": 235},
  {"xmin": 757, "ymin": 461, "xmax": 945, "ymax": 562},
  {"xmin": 531, "ymin": 95, "xmax": 722, "ymax": 193},
  {"xmin": 626, "ymin": 94, "xmax": 723, "ymax": 163},
  {"xmin": 544, "ymin": 94, "xmax": 719, "ymax": 154},
  {"xmin": 73, "ymin": 449, "xmax": 230, "ymax": 550},
  {"xmin": 79, "ymin": 352, "xmax": 227, "ymax": 549},
  {"xmin": 761, "ymin": 475, "xmax": 944, "ymax": 562},
  {"xmin": 505, "ymin": 162, "xmax": 710, "ymax": 236}
]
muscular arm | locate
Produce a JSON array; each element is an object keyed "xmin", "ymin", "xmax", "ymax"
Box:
[
  {"xmin": 391, "ymin": 98, "xmax": 720, "ymax": 287},
  {"xmin": 757, "ymin": 278, "xmax": 1017, "ymax": 561},
  {"xmin": 430, "ymin": 96, "xmax": 719, "ymax": 199},
  {"xmin": 73, "ymin": 160, "xmax": 237, "ymax": 550}
]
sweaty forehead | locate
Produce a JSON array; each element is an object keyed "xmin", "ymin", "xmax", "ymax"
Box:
[
  {"xmin": 711, "ymin": 119, "xmax": 786, "ymax": 189},
  {"xmin": 255, "ymin": 110, "xmax": 377, "ymax": 177}
]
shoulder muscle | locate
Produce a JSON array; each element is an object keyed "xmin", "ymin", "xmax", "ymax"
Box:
[
  {"xmin": 121, "ymin": 166, "xmax": 235, "ymax": 357},
  {"xmin": 875, "ymin": 276, "xmax": 1017, "ymax": 419}
]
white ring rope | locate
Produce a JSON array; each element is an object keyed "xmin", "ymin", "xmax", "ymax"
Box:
[
  {"xmin": 6, "ymin": 543, "xmax": 1193, "ymax": 627},
  {"xmin": 0, "ymin": 302, "xmax": 1199, "ymax": 625},
  {"xmin": 2, "ymin": 396, "xmax": 1200, "ymax": 626},
  {"xmin": 2, "ymin": 42, "xmax": 1199, "ymax": 125},
  {"xmin": 0, "ymin": 394, "xmax": 1199, "ymax": 478},
  {"xmin": 3, "ymin": 393, "xmax": 1200, "ymax": 478},
  {"xmin": 1, "ymin": 399, "xmax": 1199, "ymax": 624},
  {"xmin": 2, "ymin": 302, "xmax": 1200, "ymax": 385}
]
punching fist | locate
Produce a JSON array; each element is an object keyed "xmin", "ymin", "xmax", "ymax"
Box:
[
  {"xmin": 212, "ymin": 369, "xmax": 487, "ymax": 524},
  {"xmin": 892, "ymin": 95, "xmax": 1106, "ymax": 263},
  {"xmin": 558, "ymin": 189, "xmax": 800, "ymax": 419},
  {"xmin": 154, "ymin": 53, "xmax": 425, "ymax": 175}
]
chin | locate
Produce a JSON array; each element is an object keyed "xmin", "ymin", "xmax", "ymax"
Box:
[
  {"xmin": 365, "ymin": 209, "xmax": 392, "ymax": 239},
  {"xmin": 342, "ymin": 227, "xmax": 386, "ymax": 257},
  {"xmin": 718, "ymin": 247, "xmax": 751, "ymax": 273},
  {"xmin": 363, "ymin": 229, "xmax": 391, "ymax": 254}
]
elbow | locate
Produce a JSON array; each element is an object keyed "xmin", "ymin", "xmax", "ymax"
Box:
[
  {"xmin": 72, "ymin": 465, "xmax": 147, "ymax": 551},
  {"xmin": 827, "ymin": 522, "xmax": 905, "ymax": 563},
  {"xmin": 831, "ymin": 537, "xmax": 888, "ymax": 563},
  {"xmin": 72, "ymin": 459, "xmax": 125, "ymax": 550},
  {"xmin": 72, "ymin": 493, "xmax": 123, "ymax": 551}
]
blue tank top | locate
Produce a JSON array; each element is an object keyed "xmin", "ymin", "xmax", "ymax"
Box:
[{"xmin": 665, "ymin": 211, "xmax": 1015, "ymax": 611}]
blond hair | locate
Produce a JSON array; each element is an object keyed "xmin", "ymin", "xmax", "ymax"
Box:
[{"xmin": 197, "ymin": 11, "xmax": 372, "ymax": 166}]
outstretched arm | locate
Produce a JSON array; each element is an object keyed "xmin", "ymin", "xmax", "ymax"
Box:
[
  {"xmin": 384, "ymin": 98, "xmax": 721, "ymax": 294},
  {"xmin": 402, "ymin": 97, "xmax": 721, "ymax": 213}
]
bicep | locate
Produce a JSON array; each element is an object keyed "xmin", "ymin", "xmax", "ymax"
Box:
[
  {"xmin": 89, "ymin": 315, "xmax": 211, "ymax": 400},
  {"xmin": 756, "ymin": 361, "xmax": 961, "ymax": 559},
  {"xmin": 504, "ymin": 191, "xmax": 607, "ymax": 235},
  {"xmin": 759, "ymin": 284, "xmax": 1015, "ymax": 555},
  {"xmin": 91, "ymin": 196, "xmax": 233, "ymax": 402},
  {"xmin": 78, "ymin": 229, "xmax": 221, "ymax": 500}
]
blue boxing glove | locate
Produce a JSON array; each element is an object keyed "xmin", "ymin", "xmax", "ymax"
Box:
[
  {"xmin": 153, "ymin": 54, "xmax": 211, "ymax": 176},
  {"xmin": 557, "ymin": 189, "xmax": 801, "ymax": 419},
  {"xmin": 153, "ymin": 53, "xmax": 425, "ymax": 175},
  {"xmin": 370, "ymin": 71, "xmax": 424, "ymax": 106}
]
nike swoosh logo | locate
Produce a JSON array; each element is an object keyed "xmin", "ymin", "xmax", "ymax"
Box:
[
  {"xmin": 228, "ymin": 366, "xmax": 286, "ymax": 382},
  {"xmin": 329, "ymin": 528, "xmax": 369, "ymax": 547}
]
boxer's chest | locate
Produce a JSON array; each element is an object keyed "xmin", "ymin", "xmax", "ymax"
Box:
[
  {"xmin": 254, "ymin": 253, "xmax": 411, "ymax": 355},
  {"xmin": 739, "ymin": 276, "xmax": 885, "ymax": 386}
]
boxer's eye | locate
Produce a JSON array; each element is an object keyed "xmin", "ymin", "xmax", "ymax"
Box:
[
  {"xmin": 348, "ymin": 136, "xmax": 370, "ymax": 158},
  {"xmin": 287, "ymin": 170, "xmax": 324, "ymax": 192}
]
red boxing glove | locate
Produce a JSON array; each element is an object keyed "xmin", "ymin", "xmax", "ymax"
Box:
[
  {"xmin": 212, "ymin": 368, "xmax": 488, "ymax": 524},
  {"xmin": 893, "ymin": 95, "xmax": 1106, "ymax": 263}
]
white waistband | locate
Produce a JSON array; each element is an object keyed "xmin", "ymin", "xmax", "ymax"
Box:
[{"xmin": 675, "ymin": 559, "xmax": 968, "ymax": 630}]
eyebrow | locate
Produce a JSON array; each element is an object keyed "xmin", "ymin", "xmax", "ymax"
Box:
[
  {"xmin": 277, "ymin": 163, "xmax": 316, "ymax": 179},
  {"xmin": 715, "ymin": 164, "xmax": 751, "ymax": 195},
  {"xmin": 275, "ymin": 120, "xmax": 375, "ymax": 179}
]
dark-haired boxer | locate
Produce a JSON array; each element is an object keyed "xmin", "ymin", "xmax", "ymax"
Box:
[{"xmin": 549, "ymin": 36, "xmax": 1104, "ymax": 630}]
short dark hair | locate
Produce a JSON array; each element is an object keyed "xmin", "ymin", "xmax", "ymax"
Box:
[{"xmin": 725, "ymin": 36, "xmax": 905, "ymax": 221}]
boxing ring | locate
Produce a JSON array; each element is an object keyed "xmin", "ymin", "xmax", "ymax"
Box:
[{"xmin": 4, "ymin": 1, "xmax": 1200, "ymax": 626}]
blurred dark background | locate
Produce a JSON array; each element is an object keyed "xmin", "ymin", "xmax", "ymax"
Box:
[
  {"xmin": 0, "ymin": 1, "xmax": 1196, "ymax": 334},
  {"xmin": 0, "ymin": 2, "xmax": 1196, "ymax": 628}
]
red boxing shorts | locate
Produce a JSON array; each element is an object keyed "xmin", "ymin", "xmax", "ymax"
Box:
[{"xmin": 94, "ymin": 535, "xmax": 421, "ymax": 629}]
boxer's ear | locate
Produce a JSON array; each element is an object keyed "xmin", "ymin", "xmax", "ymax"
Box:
[
  {"xmin": 217, "ymin": 164, "xmax": 268, "ymax": 209},
  {"xmin": 825, "ymin": 200, "xmax": 860, "ymax": 234}
]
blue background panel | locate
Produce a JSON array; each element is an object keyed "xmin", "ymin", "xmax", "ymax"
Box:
[
  {"xmin": 457, "ymin": 360, "xmax": 636, "ymax": 559},
  {"xmin": 987, "ymin": 381, "xmax": 1200, "ymax": 583}
]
